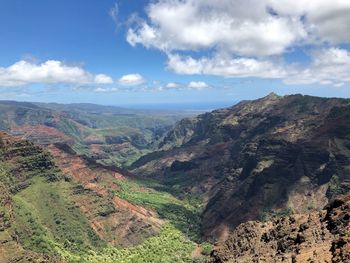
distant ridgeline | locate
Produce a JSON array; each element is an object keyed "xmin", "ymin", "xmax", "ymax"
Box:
[{"xmin": 0, "ymin": 100, "xmax": 186, "ymax": 168}]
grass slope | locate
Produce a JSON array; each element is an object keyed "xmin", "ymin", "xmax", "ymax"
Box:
[
  {"xmin": 81, "ymin": 225, "xmax": 195, "ymax": 263},
  {"xmin": 12, "ymin": 177, "xmax": 104, "ymax": 257},
  {"xmin": 112, "ymin": 177, "xmax": 202, "ymax": 241}
]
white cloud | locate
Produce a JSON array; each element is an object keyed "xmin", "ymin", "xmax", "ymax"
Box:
[
  {"xmin": 167, "ymin": 53, "xmax": 287, "ymax": 78},
  {"xmin": 94, "ymin": 87, "xmax": 119, "ymax": 93},
  {"xmin": 166, "ymin": 82, "xmax": 180, "ymax": 88},
  {"xmin": 0, "ymin": 60, "xmax": 113, "ymax": 87},
  {"xmin": 285, "ymin": 47, "xmax": 350, "ymax": 87},
  {"xmin": 94, "ymin": 74, "xmax": 113, "ymax": 84},
  {"xmin": 126, "ymin": 0, "xmax": 306, "ymax": 56},
  {"xmin": 118, "ymin": 73, "xmax": 145, "ymax": 86},
  {"xmin": 269, "ymin": 0, "xmax": 350, "ymax": 44},
  {"xmin": 125, "ymin": 0, "xmax": 350, "ymax": 87},
  {"xmin": 127, "ymin": 0, "xmax": 350, "ymax": 57},
  {"xmin": 187, "ymin": 81, "xmax": 209, "ymax": 89},
  {"xmin": 150, "ymin": 81, "xmax": 210, "ymax": 91},
  {"xmin": 168, "ymin": 48, "xmax": 350, "ymax": 87}
]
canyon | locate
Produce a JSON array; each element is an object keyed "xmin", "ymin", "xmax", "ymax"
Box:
[{"xmin": 0, "ymin": 94, "xmax": 349, "ymax": 262}]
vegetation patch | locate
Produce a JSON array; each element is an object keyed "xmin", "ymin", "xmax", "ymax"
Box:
[
  {"xmin": 11, "ymin": 177, "xmax": 104, "ymax": 257},
  {"xmin": 113, "ymin": 177, "xmax": 202, "ymax": 240},
  {"xmin": 78, "ymin": 224, "xmax": 195, "ymax": 263}
]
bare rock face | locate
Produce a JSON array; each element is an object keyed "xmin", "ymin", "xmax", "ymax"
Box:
[
  {"xmin": 47, "ymin": 142, "xmax": 162, "ymax": 247},
  {"xmin": 324, "ymin": 196, "xmax": 350, "ymax": 262},
  {"xmin": 208, "ymin": 194, "xmax": 350, "ymax": 263}
]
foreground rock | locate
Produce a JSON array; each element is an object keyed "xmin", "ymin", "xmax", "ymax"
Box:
[{"xmin": 209, "ymin": 194, "xmax": 350, "ymax": 263}]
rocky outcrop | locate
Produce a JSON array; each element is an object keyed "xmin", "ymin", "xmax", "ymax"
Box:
[{"xmin": 208, "ymin": 194, "xmax": 350, "ymax": 263}]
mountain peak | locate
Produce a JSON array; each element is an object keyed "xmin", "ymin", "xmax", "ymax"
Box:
[{"xmin": 263, "ymin": 92, "xmax": 280, "ymax": 100}]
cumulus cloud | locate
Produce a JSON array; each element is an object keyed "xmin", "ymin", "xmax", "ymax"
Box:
[
  {"xmin": 94, "ymin": 74, "xmax": 113, "ymax": 84},
  {"xmin": 126, "ymin": 0, "xmax": 306, "ymax": 56},
  {"xmin": 168, "ymin": 48, "xmax": 350, "ymax": 87},
  {"xmin": 167, "ymin": 53, "xmax": 287, "ymax": 78},
  {"xmin": 166, "ymin": 82, "xmax": 180, "ymax": 88},
  {"xmin": 127, "ymin": 0, "xmax": 350, "ymax": 56},
  {"xmin": 285, "ymin": 47, "xmax": 350, "ymax": 87},
  {"xmin": 118, "ymin": 73, "xmax": 145, "ymax": 86},
  {"xmin": 187, "ymin": 81, "xmax": 209, "ymax": 89},
  {"xmin": 125, "ymin": 0, "xmax": 350, "ymax": 86},
  {"xmin": 0, "ymin": 60, "xmax": 113, "ymax": 87},
  {"xmin": 269, "ymin": 0, "xmax": 350, "ymax": 45}
]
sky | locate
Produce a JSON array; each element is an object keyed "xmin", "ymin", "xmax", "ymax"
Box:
[{"xmin": 0, "ymin": 0, "xmax": 350, "ymax": 107}]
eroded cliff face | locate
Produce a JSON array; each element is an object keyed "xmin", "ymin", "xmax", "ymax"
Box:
[
  {"xmin": 0, "ymin": 132, "xmax": 163, "ymax": 261},
  {"xmin": 209, "ymin": 194, "xmax": 350, "ymax": 263},
  {"xmin": 47, "ymin": 142, "xmax": 162, "ymax": 247},
  {"xmin": 0, "ymin": 133, "xmax": 63, "ymax": 262},
  {"xmin": 131, "ymin": 94, "xmax": 350, "ymax": 240}
]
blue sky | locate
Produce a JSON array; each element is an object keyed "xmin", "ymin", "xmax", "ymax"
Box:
[{"xmin": 0, "ymin": 0, "xmax": 349, "ymax": 107}]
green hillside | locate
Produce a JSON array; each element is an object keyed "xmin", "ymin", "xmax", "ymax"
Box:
[{"xmin": 0, "ymin": 132, "xmax": 205, "ymax": 262}]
